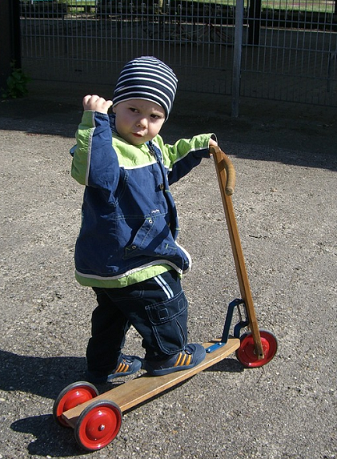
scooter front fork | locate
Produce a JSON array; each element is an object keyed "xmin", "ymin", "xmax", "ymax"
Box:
[{"xmin": 206, "ymin": 298, "xmax": 249, "ymax": 353}]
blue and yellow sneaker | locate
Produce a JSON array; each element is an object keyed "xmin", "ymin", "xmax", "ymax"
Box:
[
  {"xmin": 144, "ymin": 343, "xmax": 206, "ymax": 376},
  {"xmin": 87, "ymin": 354, "xmax": 142, "ymax": 383}
]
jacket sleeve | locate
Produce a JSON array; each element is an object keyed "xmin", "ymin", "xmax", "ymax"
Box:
[
  {"xmin": 71, "ymin": 111, "xmax": 119, "ymax": 191},
  {"xmin": 156, "ymin": 133, "xmax": 216, "ymax": 185}
]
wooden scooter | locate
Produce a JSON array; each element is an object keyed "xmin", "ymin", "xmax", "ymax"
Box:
[{"xmin": 53, "ymin": 147, "xmax": 277, "ymax": 451}]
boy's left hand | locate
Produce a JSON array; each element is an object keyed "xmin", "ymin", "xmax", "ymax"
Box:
[{"xmin": 209, "ymin": 137, "xmax": 218, "ymax": 155}]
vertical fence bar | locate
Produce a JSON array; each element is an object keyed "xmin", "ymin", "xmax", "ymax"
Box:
[{"xmin": 231, "ymin": 0, "xmax": 244, "ymax": 118}]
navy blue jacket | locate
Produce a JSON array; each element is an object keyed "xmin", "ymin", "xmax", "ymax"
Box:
[{"xmin": 71, "ymin": 110, "xmax": 214, "ymax": 287}]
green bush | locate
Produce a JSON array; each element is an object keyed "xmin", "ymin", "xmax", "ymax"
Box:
[{"xmin": 2, "ymin": 62, "xmax": 31, "ymax": 99}]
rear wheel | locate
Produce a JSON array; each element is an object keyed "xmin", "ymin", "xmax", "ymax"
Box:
[
  {"xmin": 74, "ymin": 400, "xmax": 122, "ymax": 451},
  {"xmin": 53, "ymin": 381, "xmax": 99, "ymax": 427}
]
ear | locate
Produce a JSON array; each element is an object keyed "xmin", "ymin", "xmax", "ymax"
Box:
[{"xmin": 112, "ymin": 105, "xmax": 116, "ymax": 113}]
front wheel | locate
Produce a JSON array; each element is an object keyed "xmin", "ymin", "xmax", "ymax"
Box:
[
  {"xmin": 74, "ymin": 400, "xmax": 122, "ymax": 451},
  {"xmin": 236, "ymin": 330, "xmax": 278, "ymax": 368}
]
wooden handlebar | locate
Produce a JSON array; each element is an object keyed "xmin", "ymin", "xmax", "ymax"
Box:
[
  {"xmin": 211, "ymin": 145, "xmax": 265, "ymax": 359},
  {"xmin": 210, "ymin": 146, "xmax": 236, "ymax": 196}
]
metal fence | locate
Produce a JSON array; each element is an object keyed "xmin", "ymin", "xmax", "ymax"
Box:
[{"xmin": 20, "ymin": 0, "xmax": 337, "ymax": 112}]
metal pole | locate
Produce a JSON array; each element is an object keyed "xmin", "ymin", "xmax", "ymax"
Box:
[{"xmin": 231, "ymin": 0, "xmax": 244, "ymax": 118}]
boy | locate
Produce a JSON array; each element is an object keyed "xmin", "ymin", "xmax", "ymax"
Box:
[{"xmin": 71, "ymin": 56, "xmax": 217, "ymax": 383}]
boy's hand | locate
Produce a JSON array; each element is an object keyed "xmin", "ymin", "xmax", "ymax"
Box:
[
  {"xmin": 83, "ymin": 95, "xmax": 113, "ymax": 114},
  {"xmin": 208, "ymin": 137, "xmax": 218, "ymax": 156}
]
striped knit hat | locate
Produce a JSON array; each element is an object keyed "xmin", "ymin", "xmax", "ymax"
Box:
[{"xmin": 112, "ymin": 56, "xmax": 178, "ymax": 119}]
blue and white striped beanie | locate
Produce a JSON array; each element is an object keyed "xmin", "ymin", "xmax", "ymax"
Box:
[{"xmin": 112, "ymin": 56, "xmax": 178, "ymax": 119}]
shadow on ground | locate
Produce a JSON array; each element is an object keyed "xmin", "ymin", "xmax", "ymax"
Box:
[
  {"xmin": 1, "ymin": 80, "xmax": 336, "ymax": 171},
  {"xmin": 5, "ymin": 350, "xmax": 242, "ymax": 457}
]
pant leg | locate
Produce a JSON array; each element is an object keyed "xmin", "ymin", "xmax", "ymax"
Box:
[
  {"xmin": 86, "ymin": 287, "xmax": 131, "ymax": 375},
  {"xmin": 103, "ymin": 270, "xmax": 189, "ymax": 361}
]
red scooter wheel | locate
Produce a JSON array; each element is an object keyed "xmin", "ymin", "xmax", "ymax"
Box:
[
  {"xmin": 236, "ymin": 330, "xmax": 278, "ymax": 368},
  {"xmin": 53, "ymin": 381, "xmax": 99, "ymax": 427},
  {"xmin": 74, "ymin": 400, "xmax": 122, "ymax": 451}
]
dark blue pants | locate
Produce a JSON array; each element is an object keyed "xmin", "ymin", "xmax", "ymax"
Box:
[{"xmin": 86, "ymin": 270, "xmax": 188, "ymax": 376}]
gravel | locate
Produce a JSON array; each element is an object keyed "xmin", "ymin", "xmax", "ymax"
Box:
[{"xmin": 0, "ymin": 82, "xmax": 336, "ymax": 459}]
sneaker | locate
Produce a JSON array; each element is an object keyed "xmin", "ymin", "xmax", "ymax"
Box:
[
  {"xmin": 144, "ymin": 343, "xmax": 206, "ymax": 376},
  {"xmin": 86, "ymin": 354, "xmax": 143, "ymax": 383}
]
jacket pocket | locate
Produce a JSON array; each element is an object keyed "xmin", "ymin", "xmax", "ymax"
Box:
[
  {"xmin": 124, "ymin": 215, "xmax": 177, "ymax": 259},
  {"xmin": 145, "ymin": 291, "xmax": 188, "ymax": 355}
]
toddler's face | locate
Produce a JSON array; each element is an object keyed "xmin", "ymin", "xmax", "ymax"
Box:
[{"xmin": 113, "ymin": 99, "xmax": 166, "ymax": 146}]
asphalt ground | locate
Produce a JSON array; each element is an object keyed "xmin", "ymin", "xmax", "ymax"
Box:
[{"xmin": 0, "ymin": 81, "xmax": 336, "ymax": 459}]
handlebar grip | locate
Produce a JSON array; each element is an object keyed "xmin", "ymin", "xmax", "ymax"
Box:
[{"xmin": 210, "ymin": 146, "xmax": 236, "ymax": 196}]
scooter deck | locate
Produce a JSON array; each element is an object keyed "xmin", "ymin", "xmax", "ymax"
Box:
[{"xmin": 62, "ymin": 338, "xmax": 240, "ymax": 428}]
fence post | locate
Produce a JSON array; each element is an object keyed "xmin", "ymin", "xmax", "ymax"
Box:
[
  {"xmin": 231, "ymin": 0, "xmax": 244, "ymax": 118},
  {"xmin": 0, "ymin": 0, "xmax": 21, "ymax": 89}
]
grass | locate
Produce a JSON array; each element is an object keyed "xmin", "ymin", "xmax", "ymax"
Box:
[{"xmin": 24, "ymin": 0, "xmax": 335, "ymax": 15}]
